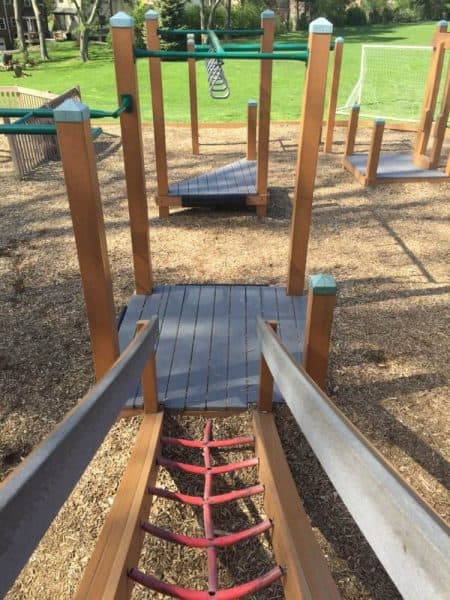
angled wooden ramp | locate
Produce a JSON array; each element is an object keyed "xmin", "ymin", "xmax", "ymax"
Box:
[{"xmin": 155, "ymin": 159, "xmax": 268, "ymax": 214}]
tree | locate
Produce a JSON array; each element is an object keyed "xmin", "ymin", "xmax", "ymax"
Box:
[
  {"xmin": 30, "ymin": 0, "xmax": 49, "ymax": 60},
  {"xmin": 71, "ymin": 0, "xmax": 102, "ymax": 62},
  {"xmin": 158, "ymin": 0, "xmax": 185, "ymax": 50},
  {"xmin": 13, "ymin": 0, "xmax": 29, "ymax": 63}
]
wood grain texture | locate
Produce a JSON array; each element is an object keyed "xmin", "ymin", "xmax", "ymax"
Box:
[
  {"xmin": 324, "ymin": 40, "xmax": 344, "ymax": 154},
  {"xmin": 366, "ymin": 120, "xmax": 385, "ymax": 183},
  {"xmin": 303, "ymin": 291, "xmax": 336, "ymax": 390},
  {"xmin": 111, "ymin": 26, "xmax": 153, "ymax": 294},
  {"xmin": 187, "ymin": 36, "xmax": 200, "ymax": 156}
]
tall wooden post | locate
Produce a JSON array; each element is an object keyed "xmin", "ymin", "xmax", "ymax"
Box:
[
  {"xmin": 366, "ymin": 118, "xmax": 385, "ymax": 184},
  {"xmin": 258, "ymin": 321, "xmax": 277, "ymax": 412},
  {"xmin": 324, "ymin": 37, "xmax": 344, "ymax": 154},
  {"xmin": 303, "ymin": 274, "xmax": 336, "ymax": 390},
  {"xmin": 344, "ymin": 104, "xmax": 360, "ymax": 157},
  {"xmin": 110, "ymin": 12, "xmax": 153, "ymax": 295},
  {"xmin": 145, "ymin": 10, "xmax": 170, "ymax": 218},
  {"xmin": 54, "ymin": 100, "xmax": 119, "ymax": 381},
  {"xmin": 187, "ymin": 34, "xmax": 200, "ymax": 156},
  {"xmin": 287, "ymin": 18, "xmax": 333, "ymax": 295},
  {"xmin": 256, "ymin": 10, "xmax": 275, "ymax": 216},
  {"xmin": 137, "ymin": 320, "xmax": 159, "ymax": 413},
  {"xmin": 247, "ymin": 99, "xmax": 257, "ymax": 160},
  {"xmin": 429, "ymin": 61, "xmax": 450, "ymax": 168}
]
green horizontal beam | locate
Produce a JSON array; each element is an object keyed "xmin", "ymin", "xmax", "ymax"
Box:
[
  {"xmin": 158, "ymin": 28, "xmax": 263, "ymax": 37},
  {"xmin": 134, "ymin": 47, "xmax": 309, "ymax": 61},
  {"xmin": 0, "ymin": 123, "xmax": 103, "ymax": 137},
  {"xmin": 208, "ymin": 30, "xmax": 223, "ymax": 54},
  {"xmin": 194, "ymin": 41, "xmax": 335, "ymax": 52},
  {"xmin": 0, "ymin": 94, "xmax": 132, "ymax": 122}
]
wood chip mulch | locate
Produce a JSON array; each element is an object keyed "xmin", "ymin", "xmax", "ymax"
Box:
[{"xmin": 1, "ymin": 123, "xmax": 449, "ymax": 599}]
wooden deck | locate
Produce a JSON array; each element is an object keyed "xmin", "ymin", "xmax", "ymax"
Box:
[
  {"xmin": 119, "ymin": 285, "xmax": 307, "ymax": 410},
  {"xmin": 168, "ymin": 159, "xmax": 256, "ymax": 199}
]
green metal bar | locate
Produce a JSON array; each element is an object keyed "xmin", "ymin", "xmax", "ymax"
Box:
[
  {"xmin": 0, "ymin": 95, "xmax": 132, "ymax": 121},
  {"xmin": 158, "ymin": 28, "xmax": 263, "ymax": 37},
  {"xmin": 208, "ymin": 30, "xmax": 223, "ymax": 54},
  {"xmin": 0, "ymin": 123, "xmax": 103, "ymax": 137},
  {"xmin": 195, "ymin": 41, "xmax": 335, "ymax": 52},
  {"xmin": 134, "ymin": 47, "xmax": 308, "ymax": 61}
]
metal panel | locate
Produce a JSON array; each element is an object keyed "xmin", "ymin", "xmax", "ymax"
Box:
[
  {"xmin": 0, "ymin": 317, "xmax": 159, "ymax": 598},
  {"xmin": 256, "ymin": 318, "xmax": 450, "ymax": 600}
]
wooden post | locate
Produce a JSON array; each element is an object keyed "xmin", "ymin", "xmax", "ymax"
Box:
[
  {"xmin": 258, "ymin": 321, "xmax": 277, "ymax": 412},
  {"xmin": 110, "ymin": 12, "xmax": 153, "ymax": 295},
  {"xmin": 54, "ymin": 100, "xmax": 119, "ymax": 381},
  {"xmin": 187, "ymin": 34, "xmax": 200, "ymax": 156},
  {"xmin": 414, "ymin": 23, "xmax": 446, "ymax": 161},
  {"xmin": 303, "ymin": 274, "xmax": 336, "ymax": 390},
  {"xmin": 287, "ymin": 18, "xmax": 333, "ymax": 296},
  {"xmin": 256, "ymin": 10, "xmax": 275, "ymax": 216},
  {"xmin": 247, "ymin": 99, "xmax": 257, "ymax": 161},
  {"xmin": 344, "ymin": 104, "xmax": 360, "ymax": 157},
  {"xmin": 366, "ymin": 118, "xmax": 385, "ymax": 184},
  {"xmin": 136, "ymin": 320, "xmax": 159, "ymax": 413},
  {"xmin": 324, "ymin": 37, "xmax": 344, "ymax": 154},
  {"xmin": 428, "ymin": 61, "xmax": 450, "ymax": 169},
  {"xmin": 145, "ymin": 10, "xmax": 170, "ymax": 217}
]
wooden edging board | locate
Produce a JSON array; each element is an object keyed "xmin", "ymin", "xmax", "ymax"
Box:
[
  {"xmin": 0, "ymin": 317, "xmax": 159, "ymax": 598},
  {"xmin": 256, "ymin": 317, "xmax": 450, "ymax": 599},
  {"xmin": 253, "ymin": 411, "xmax": 340, "ymax": 599}
]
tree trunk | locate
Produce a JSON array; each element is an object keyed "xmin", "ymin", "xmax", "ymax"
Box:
[
  {"xmin": 30, "ymin": 0, "xmax": 49, "ymax": 60},
  {"xmin": 79, "ymin": 28, "xmax": 89, "ymax": 62},
  {"xmin": 13, "ymin": 0, "xmax": 29, "ymax": 63}
]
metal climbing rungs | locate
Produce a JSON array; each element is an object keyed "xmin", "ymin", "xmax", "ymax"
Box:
[
  {"xmin": 128, "ymin": 420, "xmax": 283, "ymax": 599},
  {"xmin": 205, "ymin": 57, "xmax": 230, "ymax": 99}
]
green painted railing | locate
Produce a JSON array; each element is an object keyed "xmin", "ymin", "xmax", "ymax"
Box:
[
  {"xmin": 134, "ymin": 47, "xmax": 309, "ymax": 62},
  {"xmin": 157, "ymin": 28, "xmax": 263, "ymax": 37}
]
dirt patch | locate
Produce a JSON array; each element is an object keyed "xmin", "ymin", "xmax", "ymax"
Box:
[{"xmin": 1, "ymin": 123, "xmax": 449, "ymax": 598}]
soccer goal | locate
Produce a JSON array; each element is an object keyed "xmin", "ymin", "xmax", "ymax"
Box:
[{"xmin": 338, "ymin": 44, "xmax": 449, "ymax": 123}]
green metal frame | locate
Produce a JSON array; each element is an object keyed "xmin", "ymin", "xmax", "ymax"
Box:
[
  {"xmin": 134, "ymin": 47, "xmax": 309, "ymax": 62},
  {"xmin": 158, "ymin": 28, "xmax": 264, "ymax": 37}
]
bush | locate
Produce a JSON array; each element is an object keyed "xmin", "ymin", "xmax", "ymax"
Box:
[
  {"xmin": 346, "ymin": 6, "xmax": 367, "ymax": 25},
  {"xmin": 133, "ymin": 0, "xmax": 150, "ymax": 49},
  {"xmin": 392, "ymin": 7, "xmax": 422, "ymax": 22},
  {"xmin": 368, "ymin": 7, "xmax": 382, "ymax": 23},
  {"xmin": 381, "ymin": 6, "xmax": 394, "ymax": 22},
  {"xmin": 230, "ymin": 3, "xmax": 261, "ymax": 30}
]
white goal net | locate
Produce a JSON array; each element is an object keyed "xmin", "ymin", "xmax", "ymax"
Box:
[{"xmin": 338, "ymin": 44, "xmax": 449, "ymax": 123}]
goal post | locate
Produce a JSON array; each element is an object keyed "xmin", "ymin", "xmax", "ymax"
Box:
[{"xmin": 338, "ymin": 44, "xmax": 449, "ymax": 124}]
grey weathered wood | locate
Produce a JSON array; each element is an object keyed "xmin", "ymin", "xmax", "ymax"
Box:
[
  {"xmin": 207, "ymin": 286, "xmax": 230, "ymax": 409},
  {"xmin": 165, "ymin": 286, "xmax": 200, "ymax": 409},
  {"xmin": 348, "ymin": 152, "xmax": 448, "ymax": 179},
  {"xmin": 227, "ymin": 286, "xmax": 247, "ymax": 408},
  {"xmin": 245, "ymin": 286, "xmax": 262, "ymax": 404},
  {"xmin": 276, "ymin": 288, "xmax": 301, "ymax": 362},
  {"xmin": 0, "ymin": 317, "xmax": 159, "ymax": 598},
  {"xmin": 292, "ymin": 294, "xmax": 307, "ymax": 357},
  {"xmin": 169, "ymin": 159, "xmax": 257, "ymax": 197},
  {"xmin": 118, "ymin": 294, "xmax": 146, "ymax": 352},
  {"xmin": 187, "ymin": 286, "xmax": 215, "ymax": 409},
  {"xmin": 256, "ymin": 318, "xmax": 450, "ymax": 600}
]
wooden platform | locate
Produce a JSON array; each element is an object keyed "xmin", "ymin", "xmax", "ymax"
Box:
[
  {"xmin": 344, "ymin": 152, "xmax": 450, "ymax": 185},
  {"xmin": 119, "ymin": 285, "xmax": 307, "ymax": 410}
]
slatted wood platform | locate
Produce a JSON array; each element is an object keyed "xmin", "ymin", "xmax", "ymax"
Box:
[
  {"xmin": 168, "ymin": 159, "xmax": 257, "ymax": 200},
  {"xmin": 119, "ymin": 285, "xmax": 307, "ymax": 410},
  {"xmin": 344, "ymin": 152, "xmax": 450, "ymax": 185}
]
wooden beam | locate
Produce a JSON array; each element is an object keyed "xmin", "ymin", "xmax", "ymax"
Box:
[
  {"xmin": 324, "ymin": 37, "xmax": 344, "ymax": 154},
  {"xmin": 137, "ymin": 320, "xmax": 159, "ymax": 413},
  {"xmin": 429, "ymin": 61, "xmax": 450, "ymax": 168},
  {"xmin": 344, "ymin": 104, "xmax": 359, "ymax": 157},
  {"xmin": 303, "ymin": 274, "xmax": 336, "ymax": 390},
  {"xmin": 187, "ymin": 34, "xmax": 200, "ymax": 156},
  {"xmin": 287, "ymin": 19, "xmax": 333, "ymax": 295},
  {"xmin": 253, "ymin": 412, "xmax": 340, "ymax": 599},
  {"xmin": 256, "ymin": 9, "xmax": 275, "ymax": 212},
  {"xmin": 258, "ymin": 320, "xmax": 277, "ymax": 412},
  {"xmin": 366, "ymin": 118, "xmax": 385, "ymax": 184},
  {"xmin": 75, "ymin": 412, "xmax": 164, "ymax": 599},
  {"xmin": 110, "ymin": 13, "xmax": 153, "ymax": 295},
  {"xmin": 256, "ymin": 317, "xmax": 450, "ymax": 599},
  {"xmin": 54, "ymin": 100, "xmax": 119, "ymax": 380},
  {"xmin": 0, "ymin": 318, "xmax": 159, "ymax": 598},
  {"xmin": 247, "ymin": 99, "xmax": 257, "ymax": 161},
  {"xmin": 145, "ymin": 10, "xmax": 170, "ymax": 217}
]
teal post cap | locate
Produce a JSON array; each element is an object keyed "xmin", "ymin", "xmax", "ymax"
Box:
[
  {"xmin": 352, "ymin": 103, "xmax": 360, "ymax": 110},
  {"xmin": 309, "ymin": 17, "xmax": 333, "ymax": 34},
  {"xmin": 261, "ymin": 9, "xmax": 275, "ymax": 19},
  {"xmin": 54, "ymin": 99, "xmax": 90, "ymax": 123},
  {"xmin": 335, "ymin": 36, "xmax": 344, "ymax": 44},
  {"xmin": 110, "ymin": 11, "xmax": 134, "ymax": 28},
  {"xmin": 248, "ymin": 99, "xmax": 257, "ymax": 107},
  {"xmin": 309, "ymin": 274, "xmax": 336, "ymax": 295},
  {"xmin": 145, "ymin": 10, "xmax": 158, "ymax": 20},
  {"xmin": 374, "ymin": 117, "xmax": 385, "ymax": 125}
]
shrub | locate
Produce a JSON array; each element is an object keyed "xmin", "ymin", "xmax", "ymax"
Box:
[
  {"xmin": 392, "ymin": 7, "xmax": 421, "ymax": 22},
  {"xmin": 230, "ymin": 3, "xmax": 261, "ymax": 30},
  {"xmin": 346, "ymin": 6, "xmax": 368, "ymax": 25},
  {"xmin": 381, "ymin": 6, "xmax": 394, "ymax": 22}
]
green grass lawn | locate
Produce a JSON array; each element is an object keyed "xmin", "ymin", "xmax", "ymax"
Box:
[{"xmin": 0, "ymin": 22, "xmax": 440, "ymax": 122}]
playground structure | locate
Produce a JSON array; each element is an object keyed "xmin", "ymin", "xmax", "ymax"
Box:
[
  {"xmin": 0, "ymin": 10, "xmax": 450, "ymax": 600},
  {"xmin": 343, "ymin": 20, "xmax": 450, "ymax": 186}
]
